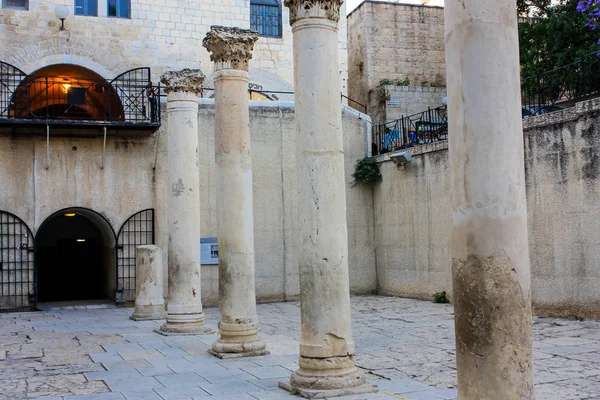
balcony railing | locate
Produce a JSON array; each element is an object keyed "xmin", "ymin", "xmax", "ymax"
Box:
[
  {"xmin": 0, "ymin": 64, "xmax": 160, "ymax": 130},
  {"xmin": 372, "ymin": 106, "xmax": 448, "ymax": 156},
  {"xmin": 521, "ymin": 51, "xmax": 600, "ymax": 116}
]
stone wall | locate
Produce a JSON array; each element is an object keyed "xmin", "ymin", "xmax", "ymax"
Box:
[
  {"xmin": 0, "ymin": 0, "xmax": 348, "ymax": 94},
  {"xmin": 193, "ymin": 100, "xmax": 375, "ymax": 305},
  {"xmin": 373, "ymin": 99, "xmax": 600, "ymax": 319},
  {"xmin": 347, "ymin": 1, "xmax": 446, "ymax": 119},
  {"xmin": 369, "ymin": 85, "xmax": 447, "ymax": 125},
  {"xmin": 0, "ymin": 100, "xmax": 375, "ymax": 306}
]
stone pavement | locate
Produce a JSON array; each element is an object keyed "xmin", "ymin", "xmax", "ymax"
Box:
[{"xmin": 1, "ymin": 296, "xmax": 600, "ymax": 400}]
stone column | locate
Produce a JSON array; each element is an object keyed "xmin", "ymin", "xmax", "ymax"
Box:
[
  {"xmin": 132, "ymin": 245, "xmax": 166, "ymax": 321},
  {"xmin": 202, "ymin": 26, "xmax": 267, "ymax": 358},
  {"xmin": 157, "ymin": 69, "xmax": 212, "ymax": 335},
  {"xmin": 445, "ymin": 1, "xmax": 534, "ymax": 399},
  {"xmin": 279, "ymin": 1, "xmax": 375, "ymax": 397}
]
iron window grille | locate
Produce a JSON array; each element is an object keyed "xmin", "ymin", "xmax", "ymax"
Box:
[
  {"xmin": 108, "ymin": 0, "xmax": 130, "ymax": 18},
  {"xmin": 0, "ymin": 211, "xmax": 35, "ymax": 311},
  {"xmin": 250, "ymin": 0, "xmax": 282, "ymax": 38},
  {"xmin": 75, "ymin": 0, "xmax": 98, "ymax": 16},
  {"xmin": 2, "ymin": 0, "xmax": 28, "ymax": 10},
  {"xmin": 116, "ymin": 209, "xmax": 155, "ymax": 304}
]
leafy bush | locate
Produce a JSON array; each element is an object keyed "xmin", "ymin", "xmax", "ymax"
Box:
[
  {"xmin": 433, "ymin": 291, "xmax": 450, "ymax": 304},
  {"xmin": 352, "ymin": 157, "xmax": 382, "ymax": 187}
]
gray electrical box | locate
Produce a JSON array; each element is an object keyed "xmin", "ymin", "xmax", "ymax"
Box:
[{"xmin": 200, "ymin": 237, "xmax": 219, "ymax": 265}]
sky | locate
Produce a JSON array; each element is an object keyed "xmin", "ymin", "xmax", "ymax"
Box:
[{"xmin": 346, "ymin": 0, "xmax": 445, "ymax": 14}]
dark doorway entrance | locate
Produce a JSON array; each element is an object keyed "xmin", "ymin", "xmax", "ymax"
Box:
[{"xmin": 36, "ymin": 208, "xmax": 116, "ymax": 303}]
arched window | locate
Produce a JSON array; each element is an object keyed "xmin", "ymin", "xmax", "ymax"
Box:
[{"xmin": 250, "ymin": 0, "xmax": 282, "ymax": 38}]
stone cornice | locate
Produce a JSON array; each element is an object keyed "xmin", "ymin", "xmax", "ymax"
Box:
[
  {"xmin": 160, "ymin": 69, "xmax": 205, "ymax": 95},
  {"xmin": 284, "ymin": 0, "xmax": 343, "ymax": 25},
  {"xmin": 202, "ymin": 26, "xmax": 259, "ymax": 71}
]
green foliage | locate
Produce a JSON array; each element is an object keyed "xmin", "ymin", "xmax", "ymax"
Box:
[
  {"xmin": 519, "ymin": 0, "xmax": 600, "ymax": 78},
  {"xmin": 378, "ymin": 88, "xmax": 391, "ymax": 102},
  {"xmin": 352, "ymin": 157, "xmax": 382, "ymax": 187},
  {"xmin": 433, "ymin": 291, "xmax": 450, "ymax": 304},
  {"xmin": 379, "ymin": 78, "xmax": 411, "ymax": 87}
]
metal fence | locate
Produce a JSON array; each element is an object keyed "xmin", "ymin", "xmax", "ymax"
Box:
[
  {"xmin": 521, "ymin": 51, "xmax": 600, "ymax": 116},
  {"xmin": 372, "ymin": 106, "xmax": 448, "ymax": 156},
  {"xmin": 0, "ymin": 63, "xmax": 161, "ymax": 127}
]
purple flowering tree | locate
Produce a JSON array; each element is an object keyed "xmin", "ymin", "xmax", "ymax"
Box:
[{"xmin": 578, "ymin": 0, "xmax": 600, "ymax": 41}]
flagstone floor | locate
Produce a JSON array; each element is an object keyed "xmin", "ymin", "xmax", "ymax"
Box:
[{"xmin": 1, "ymin": 296, "xmax": 600, "ymax": 400}]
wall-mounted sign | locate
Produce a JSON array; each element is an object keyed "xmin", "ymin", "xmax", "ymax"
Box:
[
  {"xmin": 387, "ymin": 98, "xmax": 401, "ymax": 108},
  {"xmin": 200, "ymin": 237, "xmax": 219, "ymax": 265}
]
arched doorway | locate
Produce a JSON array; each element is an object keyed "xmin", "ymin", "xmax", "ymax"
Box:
[{"xmin": 35, "ymin": 208, "xmax": 116, "ymax": 303}]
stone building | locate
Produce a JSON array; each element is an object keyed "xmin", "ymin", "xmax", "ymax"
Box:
[
  {"xmin": 0, "ymin": 0, "xmax": 352, "ymax": 310},
  {"xmin": 0, "ymin": 0, "xmax": 348, "ymax": 94},
  {"xmin": 347, "ymin": 1, "xmax": 446, "ymax": 124}
]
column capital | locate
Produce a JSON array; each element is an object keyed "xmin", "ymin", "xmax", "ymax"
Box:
[
  {"xmin": 202, "ymin": 26, "xmax": 259, "ymax": 72},
  {"xmin": 160, "ymin": 69, "xmax": 205, "ymax": 95},
  {"xmin": 284, "ymin": 0, "xmax": 343, "ymax": 25}
]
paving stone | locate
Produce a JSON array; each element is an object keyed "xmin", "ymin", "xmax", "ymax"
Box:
[
  {"xmin": 400, "ymin": 388, "xmax": 458, "ymax": 399},
  {"xmin": 136, "ymin": 366, "xmax": 175, "ymax": 377},
  {"xmin": 90, "ymin": 353, "xmax": 124, "ymax": 363},
  {"xmin": 119, "ymin": 388, "xmax": 163, "ymax": 400},
  {"xmin": 155, "ymin": 372, "xmax": 208, "ymax": 387},
  {"xmin": 102, "ymin": 360, "xmax": 153, "ymax": 371},
  {"xmin": 153, "ymin": 385, "xmax": 210, "ymax": 400},
  {"xmin": 63, "ymin": 393, "xmax": 126, "ymax": 400},
  {"xmin": 242, "ymin": 365, "xmax": 293, "ymax": 380},
  {"xmin": 85, "ymin": 369, "xmax": 143, "ymax": 382},
  {"xmin": 1, "ymin": 297, "xmax": 600, "ymax": 400},
  {"xmin": 195, "ymin": 368, "xmax": 256, "ymax": 384},
  {"xmin": 104, "ymin": 376, "xmax": 164, "ymax": 392},
  {"xmin": 538, "ymin": 346, "xmax": 598, "ymax": 356},
  {"xmin": 198, "ymin": 380, "xmax": 267, "ymax": 395},
  {"xmin": 102, "ymin": 343, "xmax": 144, "ymax": 353},
  {"xmin": 118, "ymin": 349, "xmax": 165, "ymax": 361}
]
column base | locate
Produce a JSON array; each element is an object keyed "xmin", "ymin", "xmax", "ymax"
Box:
[
  {"xmin": 208, "ymin": 348, "xmax": 270, "ymax": 359},
  {"xmin": 155, "ymin": 313, "xmax": 214, "ymax": 335},
  {"xmin": 155, "ymin": 322, "xmax": 213, "ymax": 336},
  {"xmin": 209, "ymin": 337, "xmax": 268, "ymax": 359},
  {"xmin": 278, "ymin": 355, "xmax": 375, "ymax": 398},
  {"xmin": 131, "ymin": 305, "xmax": 166, "ymax": 321},
  {"xmin": 278, "ymin": 381, "xmax": 378, "ymax": 399}
]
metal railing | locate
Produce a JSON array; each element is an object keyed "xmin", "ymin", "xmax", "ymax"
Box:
[
  {"xmin": 372, "ymin": 106, "xmax": 448, "ymax": 156},
  {"xmin": 521, "ymin": 51, "xmax": 600, "ymax": 116},
  {"xmin": 0, "ymin": 63, "xmax": 161, "ymax": 128},
  {"xmin": 192, "ymin": 87, "xmax": 367, "ymax": 114},
  {"xmin": 342, "ymin": 94, "xmax": 367, "ymax": 114}
]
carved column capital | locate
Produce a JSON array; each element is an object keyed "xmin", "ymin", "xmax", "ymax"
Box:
[
  {"xmin": 160, "ymin": 69, "xmax": 205, "ymax": 95},
  {"xmin": 203, "ymin": 26, "xmax": 259, "ymax": 72},
  {"xmin": 284, "ymin": 0, "xmax": 343, "ymax": 25}
]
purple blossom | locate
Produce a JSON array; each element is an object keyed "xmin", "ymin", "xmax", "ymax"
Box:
[{"xmin": 577, "ymin": 0, "xmax": 600, "ymax": 41}]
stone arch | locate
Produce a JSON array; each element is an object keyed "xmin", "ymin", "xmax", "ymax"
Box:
[{"xmin": 4, "ymin": 38, "xmax": 128, "ymax": 79}]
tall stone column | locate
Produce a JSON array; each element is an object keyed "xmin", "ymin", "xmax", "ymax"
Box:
[
  {"xmin": 445, "ymin": 1, "xmax": 534, "ymax": 398},
  {"xmin": 279, "ymin": 1, "xmax": 375, "ymax": 397},
  {"xmin": 157, "ymin": 69, "xmax": 212, "ymax": 335},
  {"xmin": 202, "ymin": 26, "xmax": 267, "ymax": 358}
]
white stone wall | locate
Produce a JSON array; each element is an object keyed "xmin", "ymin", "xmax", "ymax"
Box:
[
  {"xmin": 0, "ymin": 101, "xmax": 374, "ymax": 306},
  {"xmin": 0, "ymin": 0, "xmax": 348, "ymax": 94},
  {"xmin": 373, "ymin": 99, "xmax": 600, "ymax": 320}
]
